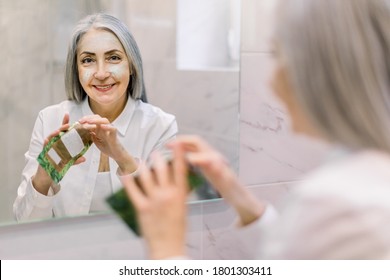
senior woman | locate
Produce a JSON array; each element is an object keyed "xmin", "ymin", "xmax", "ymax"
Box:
[
  {"xmin": 122, "ymin": 0, "xmax": 390, "ymax": 259},
  {"xmin": 14, "ymin": 13, "xmax": 177, "ymax": 221}
]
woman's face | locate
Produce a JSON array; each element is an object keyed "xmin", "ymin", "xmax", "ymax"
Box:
[{"xmin": 77, "ymin": 28, "xmax": 130, "ymax": 111}]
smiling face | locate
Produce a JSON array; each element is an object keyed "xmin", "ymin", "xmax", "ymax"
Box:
[{"xmin": 77, "ymin": 28, "xmax": 131, "ymax": 117}]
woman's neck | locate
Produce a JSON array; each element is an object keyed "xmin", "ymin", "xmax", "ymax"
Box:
[{"xmin": 88, "ymin": 96, "xmax": 128, "ymax": 123}]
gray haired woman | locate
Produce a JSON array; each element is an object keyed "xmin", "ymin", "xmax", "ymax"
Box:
[
  {"xmin": 14, "ymin": 14, "xmax": 177, "ymax": 221},
  {"xmin": 122, "ymin": 0, "xmax": 390, "ymax": 259}
]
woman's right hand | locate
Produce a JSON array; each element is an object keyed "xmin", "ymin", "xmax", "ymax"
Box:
[
  {"xmin": 32, "ymin": 113, "xmax": 85, "ymax": 195},
  {"xmin": 167, "ymin": 135, "xmax": 266, "ymax": 226}
]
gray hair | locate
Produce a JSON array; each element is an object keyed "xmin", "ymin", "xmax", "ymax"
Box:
[
  {"xmin": 65, "ymin": 13, "xmax": 145, "ymax": 102},
  {"xmin": 275, "ymin": 0, "xmax": 390, "ymax": 151}
]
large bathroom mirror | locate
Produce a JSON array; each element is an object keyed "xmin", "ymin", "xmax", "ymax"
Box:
[{"xmin": 0, "ymin": 0, "xmax": 240, "ymax": 225}]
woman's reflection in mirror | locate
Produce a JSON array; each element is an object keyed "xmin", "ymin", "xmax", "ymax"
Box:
[{"xmin": 13, "ymin": 13, "xmax": 177, "ymax": 221}]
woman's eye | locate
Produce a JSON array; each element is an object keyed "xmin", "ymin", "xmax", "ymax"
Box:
[
  {"xmin": 108, "ymin": 55, "xmax": 121, "ymax": 62},
  {"xmin": 81, "ymin": 57, "xmax": 94, "ymax": 64}
]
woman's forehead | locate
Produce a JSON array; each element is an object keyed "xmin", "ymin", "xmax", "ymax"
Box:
[{"xmin": 77, "ymin": 28, "xmax": 125, "ymax": 54}]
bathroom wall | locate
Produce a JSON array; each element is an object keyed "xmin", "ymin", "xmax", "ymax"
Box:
[{"xmin": 0, "ymin": 0, "xmax": 330, "ymax": 259}]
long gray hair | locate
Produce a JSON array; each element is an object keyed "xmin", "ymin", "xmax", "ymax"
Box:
[
  {"xmin": 65, "ymin": 13, "xmax": 146, "ymax": 102},
  {"xmin": 276, "ymin": 0, "xmax": 390, "ymax": 151}
]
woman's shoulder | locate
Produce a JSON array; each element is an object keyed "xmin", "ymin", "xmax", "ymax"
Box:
[
  {"xmin": 274, "ymin": 150, "xmax": 390, "ymax": 259},
  {"xmin": 303, "ymin": 150, "xmax": 390, "ymax": 181},
  {"xmin": 296, "ymin": 149, "xmax": 390, "ymax": 204}
]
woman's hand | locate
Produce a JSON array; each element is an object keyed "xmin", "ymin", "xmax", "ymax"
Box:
[
  {"xmin": 167, "ymin": 135, "xmax": 266, "ymax": 226},
  {"xmin": 79, "ymin": 115, "xmax": 138, "ymax": 174},
  {"xmin": 79, "ymin": 115, "xmax": 117, "ymax": 156},
  {"xmin": 33, "ymin": 113, "xmax": 85, "ymax": 195},
  {"xmin": 121, "ymin": 146, "xmax": 189, "ymax": 259}
]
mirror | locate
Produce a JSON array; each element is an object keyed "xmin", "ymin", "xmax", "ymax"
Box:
[{"xmin": 0, "ymin": 0, "xmax": 240, "ymax": 225}]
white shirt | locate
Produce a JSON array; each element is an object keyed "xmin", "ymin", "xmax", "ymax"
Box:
[
  {"xmin": 236, "ymin": 149, "xmax": 390, "ymax": 259},
  {"xmin": 13, "ymin": 97, "xmax": 177, "ymax": 221},
  {"xmin": 89, "ymin": 172, "xmax": 111, "ymax": 213}
]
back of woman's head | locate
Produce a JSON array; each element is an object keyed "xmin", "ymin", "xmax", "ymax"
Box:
[
  {"xmin": 275, "ymin": 0, "xmax": 390, "ymax": 151},
  {"xmin": 65, "ymin": 13, "xmax": 146, "ymax": 102}
]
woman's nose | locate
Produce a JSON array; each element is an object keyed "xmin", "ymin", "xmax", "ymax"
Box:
[{"xmin": 94, "ymin": 63, "xmax": 110, "ymax": 80}]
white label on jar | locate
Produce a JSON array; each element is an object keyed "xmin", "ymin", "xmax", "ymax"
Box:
[
  {"xmin": 61, "ymin": 128, "xmax": 85, "ymax": 157},
  {"xmin": 48, "ymin": 148, "xmax": 62, "ymax": 165}
]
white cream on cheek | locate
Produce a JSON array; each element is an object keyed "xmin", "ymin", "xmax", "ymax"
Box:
[
  {"xmin": 80, "ymin": 69, "xmax": 94, "ymax": 85},
  {"xmin": 108, "ymin": 64, "xmax": 128, "ymax": 80}
]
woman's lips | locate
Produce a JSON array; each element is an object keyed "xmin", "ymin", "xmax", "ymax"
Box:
[{"xmin": 94, "ymin": 84, "xmax": 115, "ymax": 92}]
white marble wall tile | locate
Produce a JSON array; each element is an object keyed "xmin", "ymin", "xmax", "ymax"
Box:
[
  {"xmin": 185, "ymin": 202, "xmax": 207, "ymax": 259},
  {"xmin": 239, "ymin": 53, "xmax": 330, "ymax": 186},
  {"xmin": 200, "ymin": 201, "xmax": 238, "ymax": 260},
  {"xmin": 241, "ymin": 0, "xmax": 277, "ymax": 53},
  {"xmin": 200, "ymin": 182, "xmax": 291, "ymax": 259}
]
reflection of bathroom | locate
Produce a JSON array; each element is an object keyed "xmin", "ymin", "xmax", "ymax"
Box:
[{"xmin": 0, "ymin": 0, "xmax": 329, "ymax": 259}]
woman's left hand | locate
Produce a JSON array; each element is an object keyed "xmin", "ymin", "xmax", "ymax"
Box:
[
  {"xmin": 79, "ymin": 115, "xmax": 138, "ymax": 174},
  {"xmin": 121, "ymin": 146, "xmax": 189, "ymax": 259}
]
